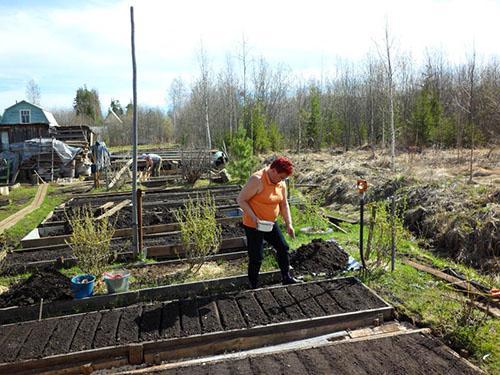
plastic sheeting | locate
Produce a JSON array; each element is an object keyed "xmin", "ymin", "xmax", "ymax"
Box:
[{"xmin": 0, "ymin": 138, "xmax": 82, "ymax": 178}]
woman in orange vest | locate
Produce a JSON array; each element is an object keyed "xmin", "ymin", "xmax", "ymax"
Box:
[{"xmin": 237, "ymin": 156, "xmax": 300, "ymax": 288}]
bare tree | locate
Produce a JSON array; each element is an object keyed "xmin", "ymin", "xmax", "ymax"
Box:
[
  {"xmin": 198, "ymin": 41, "xmax": 212, "ymax": 149},
  {"xmin": 26, "ymin": 79, "xmax": 41, "ymax": 105}
]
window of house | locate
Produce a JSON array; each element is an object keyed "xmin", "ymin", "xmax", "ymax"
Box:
[{"xmin": 20, "ymin": 109, "xmax": 30, "ymax": 123}]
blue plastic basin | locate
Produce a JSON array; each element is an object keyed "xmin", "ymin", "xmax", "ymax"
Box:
[{"xmin": 71, "ymin": 274, "xmax": 96, "ymax": 299}]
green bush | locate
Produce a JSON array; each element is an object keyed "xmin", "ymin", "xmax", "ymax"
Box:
[
  {"xmin": 66, "ymin": 207, "xmax": 115, "ymax": 277},
  {"xmin": 174, "ymin": 193, "xmax": 222, "ymax": 274}
]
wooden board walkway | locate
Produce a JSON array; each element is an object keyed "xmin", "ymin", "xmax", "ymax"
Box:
[{"xmin": 0, "ymin": 183, "xmax": 48, "ymax": 234}]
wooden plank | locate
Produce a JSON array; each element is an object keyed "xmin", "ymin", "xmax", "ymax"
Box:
[
  {"xmin": 108, "ymin": 158, "xmax": 133, "ymax": 189},
  {"xmin": 22, "ymin": 216, "xmax": 242, "ymax": 248},
  {"xmin": 403, "ymin": 259, "xmax": 500, "ymax": 318},
  {"xmin": 146, "ymin": 236, "xmax": 246, "ymax": 258},
  {"xmin": 325, "ymin": 214, "xmax": 358, "ymax": 225},
  {"xmin": 95, "ymin": 199, "xmax": 130, "ymax": 220}
]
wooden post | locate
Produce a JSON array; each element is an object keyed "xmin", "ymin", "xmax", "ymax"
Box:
[{"xmin": 137, "ymin": 189, "xmax": 144, "ymax": 255}]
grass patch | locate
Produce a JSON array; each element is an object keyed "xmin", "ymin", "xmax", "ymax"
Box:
[
  {"xmin": 3, "ymin": 185, "xmax": 67, "ymax": 245},
  {"xmin": 329, "ymin": 220, "xmax": 498, "ymax": 373},
  {"xmin": 0, "ymin": 185, "xmax": 38, "ymax": 222}
]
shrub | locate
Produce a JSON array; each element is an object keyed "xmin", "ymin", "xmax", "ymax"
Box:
[
  {"xmin": 365, "ymin": 199, "xmax": 409, "ymax": 269},
  {"xmin": 180, "ymin": 150, "xmax": 209, "ymax": 185},
  {"xmin": 293, "ymin": 195, "xmax": 330, "ymax": 231},
  {"xmin": 66, "ymin": 206, "xmax": 115, "ymax": 277},
  {"xmin": 174, "ymin": 193, "xmax": 222, "ymax": 274}
]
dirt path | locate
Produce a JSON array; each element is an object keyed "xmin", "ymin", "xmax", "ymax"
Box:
[{"xmin": 0, "ymin": 183, "xmax": 48, "ymax": 234}]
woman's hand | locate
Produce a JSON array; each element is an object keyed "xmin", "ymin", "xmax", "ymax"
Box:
[{"xmin": 286, "ymin": 224, "xmax": 295, "ymax": 239}]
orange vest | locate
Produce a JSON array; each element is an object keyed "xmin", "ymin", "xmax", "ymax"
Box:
[{"xmin": 242, "ymin": 168, "xmax": 285, "ymax": 228}]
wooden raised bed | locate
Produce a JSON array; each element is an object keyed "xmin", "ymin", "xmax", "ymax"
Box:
[{"xmin": 0, "ymin": 278, "xmax": 393, "ymax": 374}]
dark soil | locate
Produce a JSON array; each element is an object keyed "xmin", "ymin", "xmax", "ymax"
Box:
[
  {"xmin": 17, "ymin": 319, "xmax": 58, "ymax": 360},
  {"xmin": 269, "ymin": 287, "xmax": 307, "ymax": 320},
  {"xmin": 93, "ymin": 309, "xmax": 122, "ymax": 348},
  {"xmin": 70, "ymin": 312, "xmax": 102, "ymax": 352},
  {"xmin": 290, "ymin": 239, "xmax": 349, "ymax": 275},
  {"xmin": 116, "ymin": 305, "xmax": 142, "ymax": 345},
  {"xmin": 198, "ymin": 297, "xmax": 223, "ymax": 334},
  {"xmin": 160, "ymin": 301, "xmax": 181, "ymax": 338},
  {"xmin": 43, "ymin": 315, "xmax": 83, "ymax": 356},
  {"xmin": 254, "ymin": 289, "xmax": 288, "ymax": 323},
  {"xmin": 0, "ymin": 278, "xmax": 391, "ymax": 364},
  {"xmin": 179, "ymin": 298, "xmax": 201, "ymax": 337},
  {"xmin": 235, "ymin": 292, "xmax": 268, "ymax": 327},
  {"xmin": 169, "ymin": 332, "xmax": 480, "ymax": 374},
  {"xmin": 139, "ymin": 303, "xmax": 163, "ymax": 341},
  {"xmin": 0, "ymin": 269, "xmax": 72, "ymax": 308},
  {"xmin": 216, "ymin": 296, "xmax": 247, "ymax": 330}
]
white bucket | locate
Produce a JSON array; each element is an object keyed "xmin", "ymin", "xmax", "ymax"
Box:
[{"xmin": 256, "ymin": 219, "xmax": 274, "ymax": 232}]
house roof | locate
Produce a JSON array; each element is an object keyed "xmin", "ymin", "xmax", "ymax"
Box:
[
  {"xmin": 1, "ymin": 100, "xmax": 59, "ymax": 127},
  {"xmin": 104, "ymin": 108, "xmax": 123, "ymax": 124}
]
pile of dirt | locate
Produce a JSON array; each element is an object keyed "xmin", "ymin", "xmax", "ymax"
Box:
[
  {"xmin": 0, "ymin": 269, "xmax": 72, "ymax": 307},
  {"xmin": 290, "ymin": 238, "xmax": 349, "ymax": 275}
]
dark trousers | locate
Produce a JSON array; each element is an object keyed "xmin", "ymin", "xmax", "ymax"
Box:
[{"xmin": 244, "ymin": 223, "xmax": 291, "ymax": 288}]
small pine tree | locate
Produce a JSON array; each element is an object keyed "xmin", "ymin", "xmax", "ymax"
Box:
[
  {"xmin": 267, "ymin": 121, "xmax": 284, "ymax": 151},
  {"xmin": 306, "ymin": 86, "xmax": 321, "ymax": 150},
  {"xmin": 227, "ymin": 126, "xmax": 256, "ymax": 183},
  {"xmin": 252, "ymin": 103, "xmax": 270, "ymax": 153}
]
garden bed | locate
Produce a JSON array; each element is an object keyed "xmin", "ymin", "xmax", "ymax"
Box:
[
  {"xmin": 0, "ymin": 277, "xmax": 392, "ymax": 373},
  {"xmin": 162, "ymin": 331, "xmax": 481, "ymax": 375}
]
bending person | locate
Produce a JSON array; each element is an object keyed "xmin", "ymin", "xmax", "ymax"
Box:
[{"xmin": 237, "ymin": 156, "xmax": 300, "ymax": 289}]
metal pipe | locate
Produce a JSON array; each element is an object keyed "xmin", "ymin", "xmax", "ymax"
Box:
[{"xmin": 359, "ymin": 192, "xmax": 366, "ymax": 269}]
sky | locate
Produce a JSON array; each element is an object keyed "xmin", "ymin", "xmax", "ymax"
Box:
[{"xmin": 0, "ymin": 0, "xmax": 499, "ymax": 114}]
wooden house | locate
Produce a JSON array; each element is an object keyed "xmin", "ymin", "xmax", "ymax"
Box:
[{"xmin": 0, "ymin": 100, "xmax": 58, "ymax": 151}]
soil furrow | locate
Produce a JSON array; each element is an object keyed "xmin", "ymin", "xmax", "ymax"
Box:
[
  {"xmin": 253, "ymin": 289, "xmax": 288, "ymax": 323},
  {"xmin": 17, "ymin": 319, "xmax": 58, "ymax": 360},
  {"xmin": 286, "ymin": 284, "xmax": 326, "ymax": 318},
  {"xmin": 235, "ymin": 292, "xmax": 269, "ymax": 327},
  {"xmin": 140, "ymin": 303, "xmax": 163, "ymax": 341},
  {"xmin": 0, "ymin": 322, "xmax": 34, "ymax": 362},
  {"xmin": 116, "ymin": 305, "xmax": 142, "ymax": 345},
  {"xmin": 270, "ymin": 287, "xmax": 307, "ymax": 320},
  {"xmin": 44, "ymin": 314, "xmax": 83, "ymax": 356},
  {"xmin": 160, "ymin": 301, "xmax": 181, "ymax": 338},
  {"xmin": 93, "ymin": 309, "xmax": 122, "ymax": 348},
  {"xmin": 302, "ymin": 283, "xmax": 343, "ymax": 315},
  {"xmin": 179, "ymin": 298, "xmax": 201, "ymax": 337},
  {"xmin": 216, "ymin": 296, "xmax": 247, "ymax": 330},
  {"xmin": 198, "ymin": 297, "xmax": 223, "ymax": 334},
  {"xmin": 70, "ymin": 312, "xmax": 102, "ymax": 352}
]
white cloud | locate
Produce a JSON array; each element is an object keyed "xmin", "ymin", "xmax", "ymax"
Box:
[{"xmin": 0, "ymin": 0, "xmax": 498, "ymax": 113}]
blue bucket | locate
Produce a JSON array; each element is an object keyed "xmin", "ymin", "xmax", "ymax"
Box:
[{"xmin": 71, "ymin": 274, "xmax": 96, "ymax": 299}]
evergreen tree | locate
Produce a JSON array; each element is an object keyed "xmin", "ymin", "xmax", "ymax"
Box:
[
  {"xmin": 227, "ymin": 126, "xmax": 255, "ymax": 183},
  {"xmin": 110, "ymin": 99, "xmax": 124, "ymax": 116},
  {"xmin": 251, "ymin": 103, "xmax": 270, "ymax": 153},
  {"xmin": 73, "ymin": 85, "xmax": 103, "ymax": 123},
  {"xmin": 267, "ymin": 121, "xmax": 284, "ymax": 151},
  {"xmin": 411, "ymin": 84, "xmax": 445, "ymax": 146},
  {"xmin": 306, "ymin": 86, "xmax": 321, "ymax": 150}
]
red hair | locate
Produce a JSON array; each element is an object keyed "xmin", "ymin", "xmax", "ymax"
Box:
[{"xmin": 270, "ymin": 156, "xmax": 293, "ymax": 175}]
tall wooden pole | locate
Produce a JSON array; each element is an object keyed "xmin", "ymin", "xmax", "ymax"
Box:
[{"xmin": 130, "ymin": 6, "xmax": 139, "ymax": 257}]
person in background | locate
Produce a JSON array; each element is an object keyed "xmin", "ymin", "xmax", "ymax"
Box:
[
  {"xmin": 237, "ymin": 156, "xmax": 300, "ymax": 288},
  {"xmin": 142, "ymin": 153, "xmax": 162, "ymax": 177}
]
